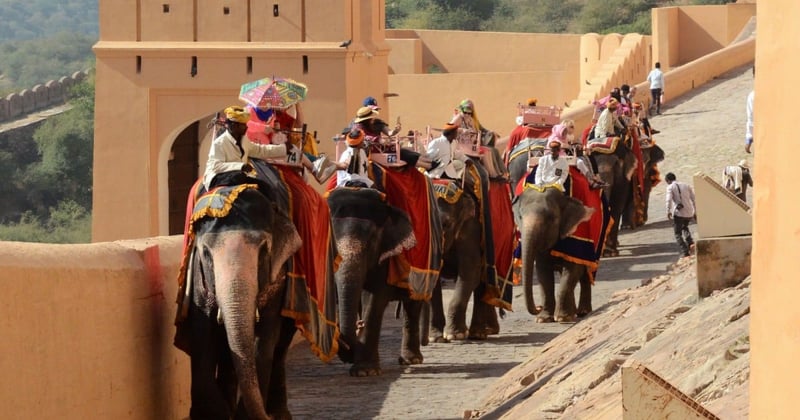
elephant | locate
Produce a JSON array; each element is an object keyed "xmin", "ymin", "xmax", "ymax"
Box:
[
  {"xmin": 622, "ymin": 140, "xmax": 665, "ymax": 229},
  {"xmin": 182, "ymin": 184, "xmax": 303, "ymax": 419},
  {"xmin": 590, "ymin": 137, "xmax": 638, "ymax": 257},
  {"xmin": 326, "ymin": 187, "xmax": 423, "ymax": 377},
  {"xmin": 425, "ymin": 177, "xmax": 500, "ymax": 342},
  {"xmin": 513, "ymin": 186, "xmax": 594, "ymax": 322}
]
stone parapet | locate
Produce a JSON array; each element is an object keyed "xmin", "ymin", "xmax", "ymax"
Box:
[{"xmin": 0, "ymin": 70, "xmax": 90, "ymax": 123}]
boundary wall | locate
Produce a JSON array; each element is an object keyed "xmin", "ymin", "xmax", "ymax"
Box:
[
  {"xmin": 0, "ymin": 71, "xmax": 89, "ymax": 123},
  {"xmin": 0, "ymin": 237, "xmax": 190, "ymax": 418}
]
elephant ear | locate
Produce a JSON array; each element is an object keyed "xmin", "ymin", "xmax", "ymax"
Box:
[
  {"xmin": 379, "ymin": 205, "xmax": 417, "ymax": 263},
  {"xmin": 623, "ymin": 147, "xmax": 640, "ymax": 181},
  {"xmin": 559, "ymin": 196, "xmax": 594, "ymax": 239},
  {"xmin": 269, "ymin": 209, "xmax": 302, "ymax": 284},
  {"xmin": 649, "ymin": 144, "xmax": 665, "ymax": 165}
]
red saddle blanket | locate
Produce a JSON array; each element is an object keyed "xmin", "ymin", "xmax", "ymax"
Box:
[{"xmin": 369, "ymin": 163, "xmax": 443, "ymax": 301}]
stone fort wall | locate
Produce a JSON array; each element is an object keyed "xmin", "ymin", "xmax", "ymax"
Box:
[{"xmin": 0, "ymin": 70, "xmax": 91, "ymax": 123}]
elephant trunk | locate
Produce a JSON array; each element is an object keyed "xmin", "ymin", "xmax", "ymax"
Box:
[
  {"xmin": 335, "ymin": 261, "xmax": 365, "ymax": 362},
  {"xmin": 213, "ymin": 233, "xmax": 269, "ymax": 420},
  {"xmin": 521, "ymin": 218, "xmax": 544, "ymax": 316}
]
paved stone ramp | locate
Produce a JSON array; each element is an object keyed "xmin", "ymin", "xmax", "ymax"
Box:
[{"xmin": 285, "ymin": 64, "xmax": 754, "ymax": 419}]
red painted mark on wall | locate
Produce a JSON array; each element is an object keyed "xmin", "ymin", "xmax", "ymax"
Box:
[{"xmin": 143, "ymin": 245, "xmax": 163, "ymax": 298}]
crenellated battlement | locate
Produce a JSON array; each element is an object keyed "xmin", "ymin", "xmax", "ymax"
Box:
[{"xmin": 0, "ymin": 70, "xmax": 91, "ymax": 123}]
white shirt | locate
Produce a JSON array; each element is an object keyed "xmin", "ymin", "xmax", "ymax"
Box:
[
  {"xmin": 203, "ymin": 130, "xmax": 287, "ymax": 190},
  {"xmin": 665, "ymin": 181, "xmax": 696, "ymax": 218},
  {"xmin": 336, "ymin": 146, "xmax": 374, "ymax": 187},
  {"xmin": 425, "ymin": 135, "xmax": 466, "ymax": 178},
  {"xmin": 535, "ymin": 153, "xmax": 569, "ymax": 187},
  {"xmin": 594, "ymin": 108, "xmax": 623, "ymax": 139},
  {"xmin": 746, "ymin": 90, "xmax": 754, "ymax": 143},
  {"xmin": 647, "ymin": 68, "xmax": 664, "ymax": 90}
]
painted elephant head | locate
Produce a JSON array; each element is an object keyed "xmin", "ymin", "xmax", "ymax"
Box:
[
  {"xmin": 513, "ymin": 186, "xmax": 592, "ymax": 316},
  {"xmin": 188, "ymin": 186, "xmax": 301, "ymax": 418},
  {"xmin": 326, "ymin": 188, "xmax": 415, "ymax": 365}
]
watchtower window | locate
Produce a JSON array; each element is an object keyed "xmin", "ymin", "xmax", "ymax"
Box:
[
  {"xmin": 163, "ymin": 4, "xmax": 170, "ymax": 13},
  {"xmin": 223, "ymin": 6, "xmax": 230, "ymax": 15}
]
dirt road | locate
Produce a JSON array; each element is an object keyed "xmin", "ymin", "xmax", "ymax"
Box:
[{"xmin": 285, "ymin": 65, "xmax": 754, "ymax": 419}]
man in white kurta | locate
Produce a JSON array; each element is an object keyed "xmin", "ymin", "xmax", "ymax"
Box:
[
  {"xmin": 425, "ymin": 124, "xmax": 466, "ymax": 179},
  {"xmin": 534, "ymin": 141, "xmax": 570, "ymax": 188},
  {"xmin": 202, "ymin": 106, "xmax": 289, "ymax": 190},
  {"xmin": 594, "ymin": 97, "xmax": 625, "ymax": 140}
]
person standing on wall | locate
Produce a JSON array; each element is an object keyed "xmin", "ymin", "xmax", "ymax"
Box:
[
  {"xmin": 664, "ymin": 172, "xmax": 696, "ymax": 258},
  {"xmin": 646, "ymin": 62, "xmax": 665, "ymax": 115}
]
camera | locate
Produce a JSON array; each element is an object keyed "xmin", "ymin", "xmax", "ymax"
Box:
[{"xmin": 676, "ymin": 203, "xmax": 684, "ymax": 210}]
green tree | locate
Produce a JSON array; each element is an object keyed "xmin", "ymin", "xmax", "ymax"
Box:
[
  {"xmin": 25, "ymin": 74, "xmax": 94, "ymax": 213},
  {"xmin": 577, "ymin": 0, "xmax": 657, "ymax": 35},
  {"xmin": 0, "ymin": 32, "xmax": 95, "ymax": 88}
]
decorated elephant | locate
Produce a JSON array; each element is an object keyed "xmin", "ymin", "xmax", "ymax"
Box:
[
  {"xmin": 425, "ymin": 176, "xmax": 501, "ymax": 342},
  {"xmin": 327, "ymin": 187, "xmax": 425, "ymax": 376},
  {"xmin": 588, "ymin": 135, "xmax": 639, "ymax": 257},
  {"xmin": 622, "ymin": 139, "xmax": 665, "ymax": 229},
  {"xmin": 513, "ymin": 185, "xmax": 595, "ymax": 322},
  {"xmin": 178, "ymin": 183, "xmax": 302, "ymax": 419}
]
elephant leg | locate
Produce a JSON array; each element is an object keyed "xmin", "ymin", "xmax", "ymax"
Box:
[
  {"xmin": 400, "ymin": 298, "xmax": 425, "ymax": 365},
  {"xmin": 468, "ymin": 285, "xmax": 498, "ymax": 340},
  {"xmin": 352, "ymin": 289, "xmax": 390, "ymax": 376},
  {"xmin": 577, "ymin": 271, "xmax": 593, "ymax": 317},
  {"xmin": 189, "ymin": 305, "xmax": 234, "ymax": 420},
  {"xmin": 535, "ymin": 255, "xmax": 556, "ymax": 323},
  {"xmin": 555, "ymin": 265, "xmax": 580, "ymax": 323},
  {"xmin": 445, "ymin": 277, "xmax": 473, "ymax": 341},
  {"xmin": 263, "ymin": 317, "xmax": 297, "ymax": 419},
  {"xmin": 428, "ymin": 279, "xmax": 447, "ymax": 343},
  {"xmin": 446, "ymin": 227, "xmax": 482, "ymax": 341}
]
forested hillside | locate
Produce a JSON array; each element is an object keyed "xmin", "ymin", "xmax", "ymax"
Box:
[{"xmin": 0, "ymin": 0, "xmax": 97, "ymax": 41}]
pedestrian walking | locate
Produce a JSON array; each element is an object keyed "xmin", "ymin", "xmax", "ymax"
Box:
[
  {"xmin": 664, "ymin": 172, "xmax": 696, "ymax": 257},
  {"xmin": 646, "ymin": 62, "xmax": 665, "ymax": 115}
]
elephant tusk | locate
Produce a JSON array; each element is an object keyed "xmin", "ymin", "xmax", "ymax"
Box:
[{"xmin": 217, "ymin": 308, "xmax": 223, "ymax": 325}]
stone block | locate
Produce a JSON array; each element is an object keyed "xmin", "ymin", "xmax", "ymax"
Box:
[
  {"xmin": 696, "ymin": 236, "xmax": 751, "ymax": 298},
  {"xmin": 32, "ymin": 84, "xmax": 47, "ymax": 110},
  {"xmin": 5, "ymin": 93, "xmax": 22, "ymax": 119},
  {"xmin": 20, "ymin": 89, "xmax": 35, "ymax": 113},
  {"xmin": 0, "ymin": 98, "xmax": 9, "ymax": 122}
]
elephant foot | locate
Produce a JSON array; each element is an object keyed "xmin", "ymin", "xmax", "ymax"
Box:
[
  {"xmin": 555, "ymin": 314, "xmax": 577, "ymax": 323},
  {"xmin": 467, "ymin": 329, "xmax": 489, "ymax": 340},
  {"xmin": 577, "ymin": 307, "xmax": 592, "ymax": 318},
  {"xmin": 444, "ymin": 331, "xmax": 468, "ymax": 341},
  {"xmin": 428, "ymin": 334, "xmax": 449, "ymax": 344},
  {"xmin": 267, "ymin": 408, "xmax": 292, "ymax": 420},
  {"xmin": 603, "ymin": 248, "xmax": 620, "ymax": 258},
  {"xmin": 536, "ymin": 314, "xmax": 555, "ymax": 323},
  {"xmin": 398, "ymin": 350, "xmax": 424, "ymax": 365},
  {"xmin": 421, "ymin": 335, "xmax": 429, "ymax": 346},
  {"xmin": 485, "ymin": 325, "xmax": 500, "ymax": 335},
  {"xmin": 350, "ymin": 362, "xmax": 382, "ymax": 377}
]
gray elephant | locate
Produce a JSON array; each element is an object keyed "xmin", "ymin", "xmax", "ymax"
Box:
[
  {"xmin": 513, "ymin": 186, "xmax": 594, "ymax": 322},
  {"xmin": 327, "ymin": 187, "xmax": 423, "ymax": 377},
  {"xmin": 590, "ymin": 138, "xmax": 638, "ymax": 257},
  {"xmin": 178, "ymin": 183, "xmax": 302, "ymax": 419},
  {"xmin": 622, "ymin": 140, "xmax": 665, "ymax": 229},
  {"xmin": 425, "ymin": 177, "xmax": 500, "ymax": 342}
]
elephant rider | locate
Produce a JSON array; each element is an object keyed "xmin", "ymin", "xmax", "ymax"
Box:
[
  {"xmin": 534, "ymin": 140, "xmax": 570, "ymax": 188},
  {"xmin": 245, "ymin": 103, "xmax": 342, "ymax": 184},
  {"xmin": 449, "ymin": 98, "xmax": 506, "ymax": 178},
  {"xmin": 336, "ymin": 128, "xmax": 374, "ymax": 188},
  {"xmin": 203, "ymin": 105, "xmax": 292, "ymax": 191},
  {"xmin": 593, "ymin": 97, "xmax": 625, "ymax": 140},
  {"xmin": 350, "ymin": 106, "xmax": 434, "ymax": 170},
  {"xmin": 424, "ymin": 123, "xmax": 466, "ymax": 180}
]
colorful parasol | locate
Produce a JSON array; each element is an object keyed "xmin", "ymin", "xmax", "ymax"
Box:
[{"xmin": 239, "ymin": 77, "xmax": 308, "ymax": 109}]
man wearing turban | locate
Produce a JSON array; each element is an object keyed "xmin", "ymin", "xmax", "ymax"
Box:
[{"xmin": 202, "ymin": 106, "xmax": 291, "ymax": 190}]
